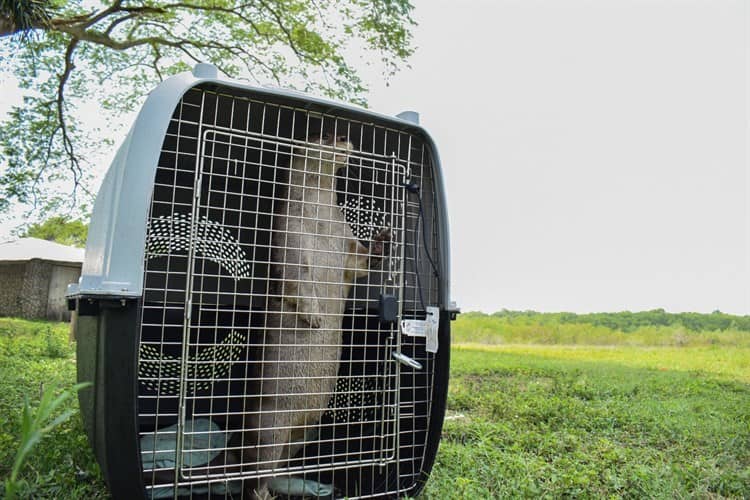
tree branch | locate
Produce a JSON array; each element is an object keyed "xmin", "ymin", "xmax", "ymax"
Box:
[
  {"xmin": 56, "ymin": 37, "xmax": 83, "ymax": 205},
  {"xmin": 80, "ymin": 1, "xmax": 123, "ymax": 29},
  {"xmin": 1, "ymin": 0, "xmax": 416, "ymax": 218},
  {"xmin": 32, "ymin": 105, "xmax": 60, "ymax": 209}
]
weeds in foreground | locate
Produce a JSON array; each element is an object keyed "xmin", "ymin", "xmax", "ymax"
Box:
[
  {"xmin": 4, "ymin": 382, "xmax": 91, "ymax": 500},
  {"xmin": 0, "ymin": 318, "xmax": 102, "ymax": 498}
]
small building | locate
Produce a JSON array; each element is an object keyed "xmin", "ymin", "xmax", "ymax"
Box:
[{"xmin": 0, "ymin": 238, "xmax": 84, "ymax": 321}]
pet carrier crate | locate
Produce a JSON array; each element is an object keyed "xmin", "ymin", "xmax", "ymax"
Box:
[{"xmin": 68, "ymin": 63, "xmax": 457, "ymax": 499}]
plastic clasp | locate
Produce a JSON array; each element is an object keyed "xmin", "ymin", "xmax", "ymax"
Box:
[{"xmin": 400, "ymin": 306, "xmax": 439, "ymax": 353}]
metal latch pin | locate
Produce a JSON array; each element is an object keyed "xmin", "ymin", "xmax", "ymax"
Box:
[{"xmin": 392, "ymin": 351, "xmax": 423, "ymax": 370}]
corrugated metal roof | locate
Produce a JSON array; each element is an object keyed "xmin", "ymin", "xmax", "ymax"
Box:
[{"xmin": 0, "ymin": 237, "xmax": 84, "ymax": 264}]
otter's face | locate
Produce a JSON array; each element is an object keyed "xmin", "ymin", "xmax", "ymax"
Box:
[
  {"xmin": 294, "ymin": 134, "xmax": 353, "ymax": 175},
  {"xmin": 316, "ymin": 133, "xmax": 353, "ymax": 169}
]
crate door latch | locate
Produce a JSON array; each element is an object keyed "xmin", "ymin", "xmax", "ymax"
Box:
[{"xmin": 400, "ymin": 306, "xmax": 440, "ymax": 353}]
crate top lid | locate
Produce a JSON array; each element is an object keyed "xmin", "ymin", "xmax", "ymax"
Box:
[{"xmin": 72, "ymin": 64, "xmax": 443, "ymax": 300}]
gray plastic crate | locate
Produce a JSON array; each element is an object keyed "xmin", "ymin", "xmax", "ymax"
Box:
[{"xmin": 68, "ymin": 63, "xmax": 456, "ymax": 499}]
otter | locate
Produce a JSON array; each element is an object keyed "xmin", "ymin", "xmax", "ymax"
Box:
[{"xmin": 235, "ymin": 134, "xmax": 390, "ymax": 498}]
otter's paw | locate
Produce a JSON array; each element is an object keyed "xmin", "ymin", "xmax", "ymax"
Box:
[
  {"xmin": 280, "ymin": 296, "xmax": 322, "ymax": 328},
  {"xmin": 371, "ymin": 228, "xmax": 392, "ymax": 257},
  {"xmin": 297, "ymin": 299, "xmax": 323, "ymax": 328},
  {"xmin": 302, "ymin": 313, "xmax": 322, "ymax": 329}
]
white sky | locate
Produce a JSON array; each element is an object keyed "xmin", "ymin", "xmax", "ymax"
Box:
[
  {"xmin": 1, "ymin": 0, "xmax": 748, "ymax": 314},
  {"xmin": 362, "ymin": 0, "xmax": 749, "ymax": 315}
]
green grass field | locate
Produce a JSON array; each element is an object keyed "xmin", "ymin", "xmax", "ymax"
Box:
[
  {"xmin": 1, "ymin": 314, "xmax": 748, "ymax": 498},
  {"xmin": 424, "ymin": 344, "xmax": 749, "ymax": 498}
]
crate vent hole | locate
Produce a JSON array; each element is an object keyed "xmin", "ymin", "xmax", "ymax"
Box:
[{"xmin": 146, "ymin": 212, "xmax": 251, "ymax": 279}]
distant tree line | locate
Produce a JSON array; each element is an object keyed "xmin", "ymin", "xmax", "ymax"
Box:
[{"xmin": 461, "ymin": 310, "xmax": 750, "ymax": 333}]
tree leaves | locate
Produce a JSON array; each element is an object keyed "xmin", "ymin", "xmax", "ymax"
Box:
[
  {"xmin": 20, "ymin": 215, "xmax": 88, "ymax": 247},
  {"xmin": 0, "ymin": 0, "xmax": 416, "ymax": 221}
]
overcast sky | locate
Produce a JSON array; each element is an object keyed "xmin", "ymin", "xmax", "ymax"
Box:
[
  {"xmin": 362, "ymin": 0, "xmax": 749, "ymax": 315},
  {"xmin": 1, "ymin": 0, "xmax": 748, "ymax": 314}
]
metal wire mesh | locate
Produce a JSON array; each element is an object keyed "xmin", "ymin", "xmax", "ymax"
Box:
[{"xmin": 136, "ymin": 85, "xmax": 440, "ymax": 499}]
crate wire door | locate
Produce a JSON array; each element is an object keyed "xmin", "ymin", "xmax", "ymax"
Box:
[{"xmin": 140, "ymin": 95, "xmax": 413, "ymax": 495}]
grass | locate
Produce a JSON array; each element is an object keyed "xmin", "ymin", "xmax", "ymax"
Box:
[
  {"xmin": 1, "ymin": 314, "xmax": 748, "ymax": 498},
  {"xmin": 423, "ymin": 344, "xmax": 750, "ymax": 498},
  {"xmin": 455, "ymin": 344, "xmax": 750, "ymax": 383},
  {"xmin": 453, "ymin": 312, "xmax": 750, "ymax": 348},
  {"xmin": 0, "ymin": 318, "xmax": 106, "ymax": 498},
  {"xmin": 5, "ymin": 381, "xmax": 90, "ymax": 499}
]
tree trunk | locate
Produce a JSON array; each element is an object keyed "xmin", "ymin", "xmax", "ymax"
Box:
[{"xmin": 0, "ymin": 15, "xmax": 17, "ymax": 37}]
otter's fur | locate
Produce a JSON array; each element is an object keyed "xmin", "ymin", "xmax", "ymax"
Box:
[{"xmin": 236, "ymin": 135, "xmax": 389, "ymax": 498}]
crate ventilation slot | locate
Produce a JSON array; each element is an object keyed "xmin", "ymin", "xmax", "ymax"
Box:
[
  {"xmin": 324, "ymin": 376, "xmax": 380, "ymax": 424},
  {"xmin": 138, "ymin": 330, "xmax": 247, "ymax": 394},
  {"xmin": 146, "ymin": 212, "xmax": 251, "ymax": 279},
  {"xmin": 341, "ymin": 195, "xmax": 388, "ymax": 241}
]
